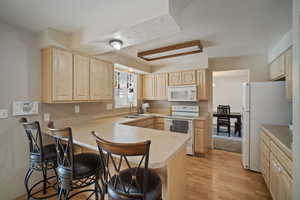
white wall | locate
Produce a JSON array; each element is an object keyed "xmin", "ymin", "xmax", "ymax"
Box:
[
  {"xmin": 212, "ymin": 70, "xmax": 249, "ymax": 124},
  {"xmin": 292, "ymin": 0, "xmax": 300, "ymax": 199},
  {"xmin": 209, "ymin": 55, "xmax": 269, "ymax": 81},
  {"xmin": 0, "ymin": 21, "xmax": 41, "ymax": 199}
]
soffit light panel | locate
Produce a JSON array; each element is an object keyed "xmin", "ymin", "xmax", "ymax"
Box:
[{"xmin": 137, "ymin": 40, "xmax": 203, "ymax": 61}]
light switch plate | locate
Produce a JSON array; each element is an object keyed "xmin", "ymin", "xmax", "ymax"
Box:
[
  {"xmin": 44, "ymin": 113, "xmax": 50, "ymax": 122},
  {"xmin": 0, "ymin": 109, "xmax": 8, "ymax": 119},
  {"xmin": 106, "ymin": 104, "xmax": 113, "ymax": 110},
  {"xmin": 75, "ymin": 105, "xmax": 80, "ymax": 113}
]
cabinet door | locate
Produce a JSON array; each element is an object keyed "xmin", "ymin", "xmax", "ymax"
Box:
[
  {"xmin": 90, "ymin": 59, "xmax": 113, "ymax": 100},
  {"xmin": 278, "ymin": 167, "xmax": 292, "ymax": 200},
  {"xmin": 73, "ymin": 54, "xmax": 90, "ymax": 100},
  {"xmin": 260, "ymin": 141, "xmax": 270, "ymax": 188},
  {"xmin": 143, "ymin": 75, "xmax": 155, "ymax": 99},
  {"xmin": 52, "ymin": 48, "xmax": 73, "ymax": 101},
  {"xmin": 137, "ymin": 74, "xmax": 143, "ymax": 100},
  {"xmin": 169, "ymin": 71, "xmax": 181, "ymax": 86},
  {"xmin": 285, "ymin": 48, "xmax": 292, "ymax": 101},
  {"xmin": 197, "ymin": 70, "xmax": 207, "ymax": 100},
  {"xmin": 155, "ymin": 73, "xmax": 168, "ymax": 100},
  {"xmin": 270, "ymin": 154, "xmax": 280, "ymax": 200},
  {"xmin": 181, "ymin": 70, "xmax": 196, "ymax": 85}
]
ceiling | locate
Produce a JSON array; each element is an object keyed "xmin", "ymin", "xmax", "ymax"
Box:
[{"xmin": 0, "ymin": 0, "xmax": 292, "ymax": 67}]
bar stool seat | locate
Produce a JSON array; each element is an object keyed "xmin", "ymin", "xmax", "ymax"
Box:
[
  {"xmin": 108, "ymin": 168, "xmax": 162, "ymax": 200},
  {"xmin": 42, "ymin": 144, "xmax": 57, "ymax": 161},
  {"xmin": 73, "ymin": 153, "xmax": 101, "ymax": 179}
]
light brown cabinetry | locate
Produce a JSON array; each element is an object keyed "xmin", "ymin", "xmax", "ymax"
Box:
[
  {"xmin": 142, "ymin": 74, "xmax": 155, "ymax": 100},
  {"xmin": 90, "ymin": 59, "xmax": 113, "ymax": 100},
  {"xmin": 155, "ymin": 73, "xmax": 168, "ymax": 100},
  {"xmin": 142, "ymin": 73, "xmax": 168, "ymax": 100},
  {"xmin": 154, "ymin": 117, "xmax": 165, "ymax": 130},
  {"xmin": 196, "ymin": 70, "xmax": 208, "ymax": 100},
  {"xmin": 42, "ymin": 48, "xmax": 73, "ymax": 103},
  {"xmin": 42, "ymin": 47, "xmax": 114, "ymax": 103},
  {"xmin": 194, "ymin": 119, "xmax": 208, "ymax": 154},
  {"xmin": 260, "ymin": 130, "xmax": 292, "ymax": 200},
  {"xmin": 269, "ymin": 47, "xmax": 293, "ymax": 101},
  {"xmin": 181, "ymin": 70, "xmax": 196, "ymax": 85},
  {"xmin": 169, "ymin": 70, "xmax": 196, "ymax": 86},
  {"xmin": 285, "ymin": 48, "xmax": 292, "ymax": 101},
  {"xmin": 169, "ymin": 71, "xmax": 182, "ymax": 86},
  {"xmin": 73, "ymin": 54, "xmax": 90, "ymax": 100}
]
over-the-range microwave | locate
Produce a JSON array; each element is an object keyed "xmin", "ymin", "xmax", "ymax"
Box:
[{"xmin": 168, "ymin": 85, "xmax": 197, "ymax": 102}]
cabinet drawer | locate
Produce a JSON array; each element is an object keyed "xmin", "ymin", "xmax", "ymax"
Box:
[
  {"xmin": 261, "ymin": 130, "xmax": 270, "ymax": 147},
  {"xmin": 137, "ymin": 118, "xmax": 154, "ymax": 128},
  {"xmin": 270, "ymin": 141, "xmax": 292, "ymax": 177},
  {"xmin": 194, "ymin": 120, "xmax": 205, "ymax": 128},
  {"xmin": 261, "ymin": 140, "xmax": 270, "ymax": 162},
  {"xmin": 154, "ymin": 117, "xmax": 165, "ymax": 124}
]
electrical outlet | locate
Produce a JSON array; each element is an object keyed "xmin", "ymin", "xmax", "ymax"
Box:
[
  {"xmin": 44, "ymin": 113, "xmax": 50, "ymax": 121},
  {"xmin": 0, "ymin": 109, "xmax": 8, "ymax": 119},
  {"xmin": 75, "ymin": 105, "xmax": 80, "ymax": 113},
  {"xmin": 106, "ymin": 104, "xmax": 113, "ymax": 110}
]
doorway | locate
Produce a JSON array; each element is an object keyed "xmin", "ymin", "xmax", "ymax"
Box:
[{"xmin": 212, "ymin": 69, "xmax": 250, "ymax": 153}]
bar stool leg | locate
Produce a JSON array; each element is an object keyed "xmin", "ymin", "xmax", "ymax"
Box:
[
  {"xmin": 42, "ymin": 164, "xmax": 48, "ymax": 194},
  {"xmin": 24, "ymin": 168, "xmax": 33, "ymax": 200}
]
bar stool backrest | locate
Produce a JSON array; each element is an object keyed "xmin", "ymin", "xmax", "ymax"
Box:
[
  {"xmin": 92, "ymin": 131, "xmax": 151, "ymax": 199},
  {"xmin": 48, "ymin": 123, "xmax": 75, "ymax": 178},
  {"xmin": 19, "ymin": 117, "xmax": 45, "ymax": 163}
]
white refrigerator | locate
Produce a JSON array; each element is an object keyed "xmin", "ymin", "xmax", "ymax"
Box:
[{"xmin": 242, "ymin": 81, "xmax": 292, "ymax": 172}]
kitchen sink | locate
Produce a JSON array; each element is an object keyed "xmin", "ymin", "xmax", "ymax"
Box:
[{"xmin": 124, "ymin": 114, "xmax": 143, "ymax": 119}]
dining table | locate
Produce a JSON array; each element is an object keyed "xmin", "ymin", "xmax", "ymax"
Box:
[{"xmin": 213, "ymin": 112, "xmax": 242, "ymax": 137}]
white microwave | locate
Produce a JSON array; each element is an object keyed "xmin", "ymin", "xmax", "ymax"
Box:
[{"xmin": 168, "ymin": 85, "xmax": 197, "ymax": 102}]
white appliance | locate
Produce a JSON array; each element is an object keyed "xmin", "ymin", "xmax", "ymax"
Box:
[
  {"xmin": 164, "ymin": 105, "xmax": 199, "ymax": 155},
  {"xmin": 242, "ymin": 82, "xmax": 292, "ymax": 172},
  {"xmin": 13, "ymin": 101, "xmax": 39, "ymax": 116},
  {"xmin": 168, "ymin": 85, "xmax": 197, "ymax": 102}
]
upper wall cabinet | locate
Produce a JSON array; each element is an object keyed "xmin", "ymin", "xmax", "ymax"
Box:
[
  {"xmin": 197, "ymin": 69, "xmax": 208, "ymax": 101},
  {"xmin": 269, "ymin": 47, "xmax": 293, "ymax": 101},
  {"xmin": 169, "ymin": 71, "xmax": 182, "ymax": 86},
  {"xmin": 42, "ymin": 47, "xmax": 114, "ymax": 103},
  {"xmin": 73, "ymin": 54, "xmax": 90, "ymax": 101},
  {"xmin": 90, "ymin": 59, "xmax": 113, "ymax": 100},
  {"xmin": 169, "ymin": 70, "xmax": 196, "ymax": 86},
  {"xmin": 154, "ymin": 73, "xmax": 168, "ymax": 100},
  {"xmin": 142, "ymin": 73, "xmax": 168, "ymax": 100},
  {"xmin": 42, "ymin": 48, "xmax": 73, "ymax": 103},
  {"xmin": 143, "ymin": 74, "xmax": 155, "ymax": 100},
  {"xmin": 285, "ymin": 48, "xmax": 292, "ymax": 101}
]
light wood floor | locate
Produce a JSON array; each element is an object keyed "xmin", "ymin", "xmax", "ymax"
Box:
[
  {"xmin": 185, "ymin": 150, "xmax": 272, "ymax": 200},
  {"xmin": 17, "ymin": 150, "xmax": 272, "ymax": 200}
]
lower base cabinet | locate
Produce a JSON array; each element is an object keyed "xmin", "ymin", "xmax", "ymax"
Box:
[
  {"xmin": 260, "ymin": 130, "xmax": 292, "ymax": 200},
  {"xmin": 194, "ymin": 120, "xmax": 208, "ymax": 154}
]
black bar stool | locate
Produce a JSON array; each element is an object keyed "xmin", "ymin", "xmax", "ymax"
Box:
[
  {"xmin": 92, "ymin": 131, "xmax": 162, "ymax": 200},
  {"xmin": 19, "ymin": 117, "xmax": 58, "ymax": 200},
  {"xmin": 48, "ymin": 122, "xmax": 104, "ymax": 200}
]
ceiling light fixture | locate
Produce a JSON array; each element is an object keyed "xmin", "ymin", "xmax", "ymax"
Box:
[
  {"xmin": 138, "ymin": 40, "xmax": 203, "ymax": 61},
  {"xmin": 109, "ymin": 39, "xmax": 123, "ymax": 50}
]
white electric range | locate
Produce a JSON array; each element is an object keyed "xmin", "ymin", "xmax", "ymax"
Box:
[{"xmin": 164, "ymin": 105, "xmax": 199, "ymax": 155}]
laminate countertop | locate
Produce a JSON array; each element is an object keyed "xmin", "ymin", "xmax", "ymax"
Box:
[
  {"xmin": 45, "ymin": 114, "xmax": 192, "ymax": 168},
  {"xmin": 261, "ymin": 124, "xmax": 293, "ymax": 158}
]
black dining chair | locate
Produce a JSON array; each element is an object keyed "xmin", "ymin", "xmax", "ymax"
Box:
[
  {"xmin": 20, "ymin": 117, "xmax": 58, "ymax": 200},
  {"xmin": 92, "ymin": 131, "xmax": 162, "ymax": 200},
  {"xmin": 48, "ymin": 122, "xmax": 104, "ymax": 200},
  {"xmin": 217, "ymin": 105, "xmax": 231, "ymax": 136}
]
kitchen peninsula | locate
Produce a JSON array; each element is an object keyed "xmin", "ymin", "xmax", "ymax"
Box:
[{"xmin": 45, "ymin": 114, "xmax": 190, "ymax": 200}]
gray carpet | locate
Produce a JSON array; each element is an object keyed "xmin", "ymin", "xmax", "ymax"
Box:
[{"xmin": 213, "ymin": 125, "xmax": 242, "ymax": 153}]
